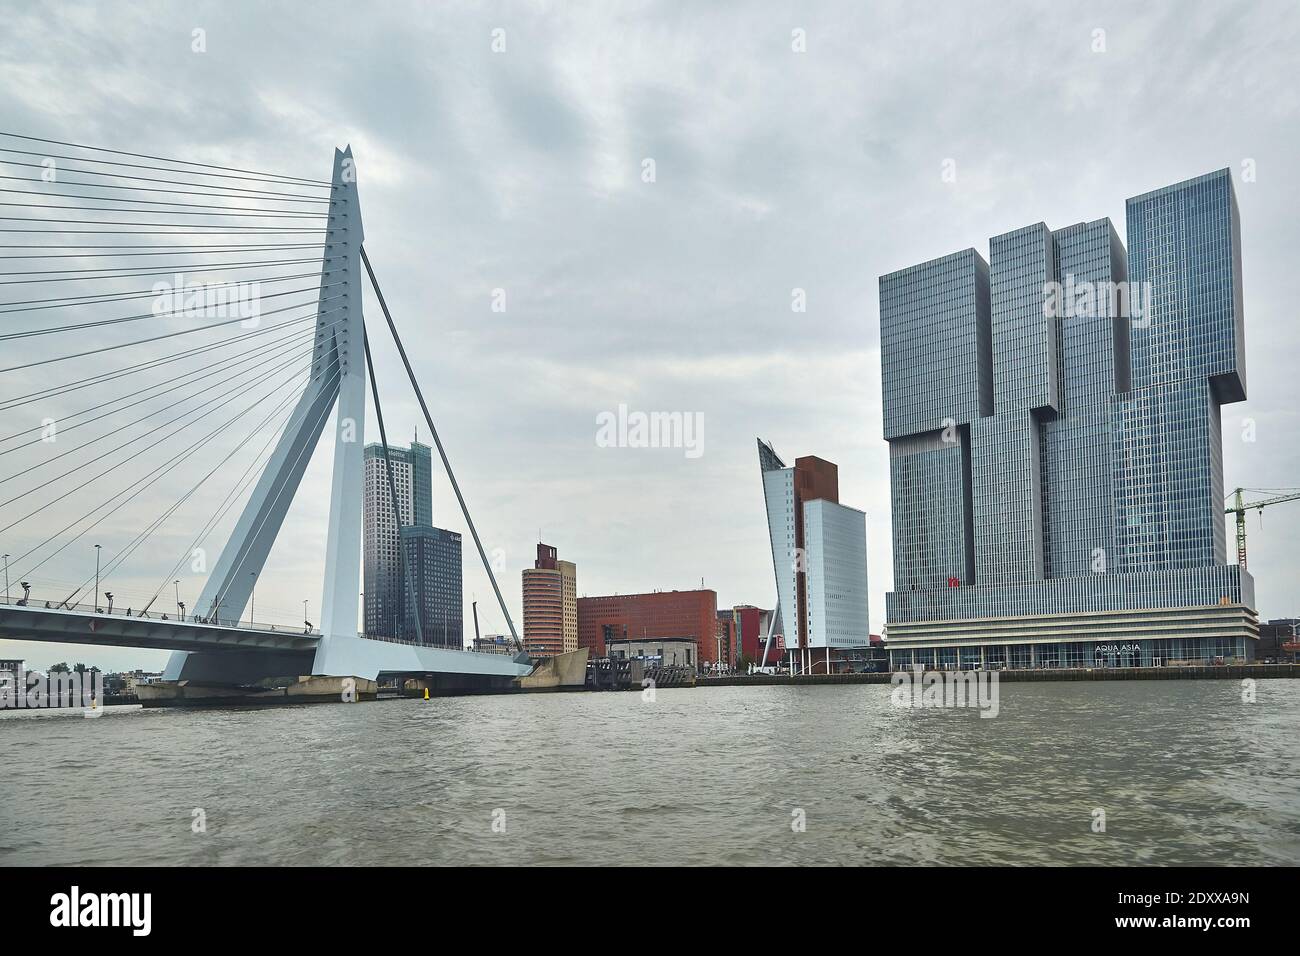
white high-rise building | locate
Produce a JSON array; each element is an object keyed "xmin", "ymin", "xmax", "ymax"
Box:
[
  {"xmin": 803, "ymin": 498, "xmax": 869, "ymax": 649},
  {"xmin": 757, "ymin": 439, "xmax": 870, "ymax": 671}
]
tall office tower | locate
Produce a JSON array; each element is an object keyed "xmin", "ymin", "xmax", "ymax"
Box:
[
  {"xmin": 402, "ymin": 525, "xmax": 462, "ymax": 647},
  {"xmin": 364, "ymin": 440, "xmax": 455, "ymax": 642},
  {"xmin": 881, "ymin": 169, "xmax": 1256, "ymax": 669},
  {"xmin": 758, "ymin": 440, "xmax": 870, "ymax": 670},
  {"xmin": 522, "ymin": 543, "xmax": 577, "ymax": 657}
]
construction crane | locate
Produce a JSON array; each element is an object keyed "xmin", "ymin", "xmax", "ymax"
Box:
[{"xmin": 1225, "ymin": 487, "xmax": 1300, "ymax": 569}]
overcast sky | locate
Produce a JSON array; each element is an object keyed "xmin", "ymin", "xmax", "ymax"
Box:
[{"xmin": 2, "ymin": 0, "xmax": 1298, "ymax": 672}]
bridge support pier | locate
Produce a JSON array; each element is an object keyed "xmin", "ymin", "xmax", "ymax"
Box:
[
  {"xmin": 137, "ymin": 674, "xmax": 378, "ymax": 707},
  {"xmin": 160, "ymin": 648, "xmax": 316, "ymax": 685}
]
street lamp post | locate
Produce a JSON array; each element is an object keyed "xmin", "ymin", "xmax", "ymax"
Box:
[
  {"xmin": 94, "ymin": 544, "xmax": 101, "ymax": 613},
  {"xmin": 250, "ymin": 572, "xmax": 257, "ymax": 625},
  {"xmin": 174, "ymin": 580, "xmax": 181, "ymax": 620},
  {"xmin": 2, "ymin": 553, "xmax": 9, "ymax": 605}
]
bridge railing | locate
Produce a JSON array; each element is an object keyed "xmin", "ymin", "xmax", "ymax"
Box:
[
  {"xmin": 358, "ymin": 631, "xmax": 518, "ymax": 655},
  {"xmin": 3, "ymin": 592, "xmax": 519, "ymax": 652},
  {"xmin": 0, "ymin": 592, "xmax": 321, "ymax": 636}
]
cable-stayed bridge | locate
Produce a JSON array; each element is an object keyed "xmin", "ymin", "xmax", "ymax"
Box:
[{"xmin": 0, "ymin": 133, "xmax": 532, "ymax": 691}]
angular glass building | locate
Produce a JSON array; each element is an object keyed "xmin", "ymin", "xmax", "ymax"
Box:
[
  {"xmin": 880, "ymin": 170, "xmax": 1257, "ymax": 668},
  {"xmin": 758, "ymin": 440, "xmax": 870, "ymax": 672}
]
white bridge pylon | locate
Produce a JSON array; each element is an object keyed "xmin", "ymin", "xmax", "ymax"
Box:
[{"xmin": 164, "ymin": 147, "xmax": 527, "ymax": 684}]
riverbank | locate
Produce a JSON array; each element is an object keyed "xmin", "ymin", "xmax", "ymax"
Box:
[{"xmin": 699, "ymin": 662, "xmax": 1299, "ymax": 687}]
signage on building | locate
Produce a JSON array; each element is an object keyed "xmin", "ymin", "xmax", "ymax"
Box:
[{"xmin": 1095, "ymin": 643, "xmax": 1142, "ymax": 656}]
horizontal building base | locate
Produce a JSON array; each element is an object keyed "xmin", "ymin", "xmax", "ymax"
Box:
[{"xmin": 886, "ymin": 603, "xmax": 1259, "ymax": 669}]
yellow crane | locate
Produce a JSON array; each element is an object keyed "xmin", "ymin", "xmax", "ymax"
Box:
[{"xmin": 1225, "ymin": 487, "xmax": 1300, "ymax": 569}]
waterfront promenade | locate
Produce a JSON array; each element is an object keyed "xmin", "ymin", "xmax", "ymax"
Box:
[{"xmin": 700, "ymin": 663, "xmax": 1300, "ymax": 687}]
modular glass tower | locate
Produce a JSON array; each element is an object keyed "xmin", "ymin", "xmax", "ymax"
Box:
[
  {"xmin": 880, "ymin": 170, "xmax": 1256, "ymax": 669},
  {"xmin": 364, "ymin": 439, "xmax": 461, "ymax": 644},
  {"xmin": 401, "ymin": 525, "xmax": 463, "ymax": 648}
]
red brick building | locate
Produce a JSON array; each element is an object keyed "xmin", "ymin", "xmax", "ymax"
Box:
[
  {"xmin": 731, "ymin": 605, "xmax": 773, "ymax": 663},
  {"xmin": 715, "ymin": 611, "xmax": 736, "ymax": 668},
  {"xmin": 577, "ymin": 589, "xmax": 719, "ymax": 665}
]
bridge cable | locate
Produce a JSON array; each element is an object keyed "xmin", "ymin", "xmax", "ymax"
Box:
[
  {"xmin": 0, "ymin": 334, "xmax": 320, "ymax": 465},
  {"xmin": 0, "ymin": 323, "xmax": 319, "ymax": 450},
  {"xmin": 0, "ymin": 293, "xmax": 346, "ymax": 373},
  {"xmin": 0, "ymin": 244, "xmax": 330, "ymax": 258},
  {"xmin": 51, "ymin": 391, "xmax": 304, "ymax": 607},
  {"xmin": 1, "ymin": 275, "xmax": 328, "ymax": 318},
  {"xmin": 0, "ymin": 132, "xmax": 333, "ymax": 186},
  {"xmin": 0, "ymin": 218, "xmax": 329, "ymax": 231},
  {"xmin": 0, "ymin": 203, "xmax": 329, "ymax": 220},
  {"xmin": 0, "ymin": 186, "xmax": 331, "ymax": 214},
  {"xmin": 10, "ymin": 355, "xmax": 324, "ymax": 582},
  {"xmin": 0, "ymin": 132, "xmax": 344, "ymax": 620},
  {"xmin": 148, "ymin": 360, "xmax": 344, "ymax": 620},
  {"xmin": 2, "ymin": 254, "xmax": 342, "ymax": 281},
  {"xmin": 0, "ymin": 173, "xmax": 332, "ymax": 203},
  {"xmin": 31, "ymin": 366, "xmax": 320, "ymax": 608},
  {"xmin": 0, "ymin": 348, "xmax": 319, "ymax": 524},
  {"xmin": 205, "ymin": 352, "xmax": 348, "ymax": 621},
  {"xmin": 53, "ymin": 384, "xmax": 310, "ymax": 611},
  {"xmin": 361, "ymin": 245, "xmax": 523, "ymax": 654},
  {"xmin": 362, "ymin": 325, "xmax": 425, "ymax": 645},
  {"xmin": 1, "ymin": 229, "xmax": 326, "ymax": 237},
  {"xmin": 0, "ymin": 284, "xmax": 325, "ymax": 328},
  {"xmin": 0, "ymin": 310, "xmax": 337, "ymax": 412}
]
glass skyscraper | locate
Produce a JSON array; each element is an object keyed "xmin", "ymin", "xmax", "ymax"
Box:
[
  {"xmin": 364, "ymin": 440, "xmax": 462, "ymax": 645},
  {"xmin": 880, "ymin": 170, "xmax": 1257, "ymax": 669},
  {"xmin": 401, "ymin": 525, "xmax": 463, "ymax": 648}
]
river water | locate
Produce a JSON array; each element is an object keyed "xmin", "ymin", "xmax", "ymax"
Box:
[{"xmin": 2, "ymin": 680, "xmax": 1297, "ymax": 866}]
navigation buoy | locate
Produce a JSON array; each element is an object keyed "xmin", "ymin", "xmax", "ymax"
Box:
[{"xmin": 423, "ymin": 688, "xmax": 430, "ymax": 700}]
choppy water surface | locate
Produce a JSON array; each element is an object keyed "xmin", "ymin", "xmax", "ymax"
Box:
[{"xmin": 2, "ymin": 680, "xmax": 1297, "ymax": 865}]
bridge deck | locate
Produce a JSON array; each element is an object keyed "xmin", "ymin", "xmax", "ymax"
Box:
[
  {"xmin": 0, "ymin": 603, "xmax": 533, "ymax": 681},
  {"xmin": 0, "ymin": 603, "xmax": 319, "ymax": 654}
]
